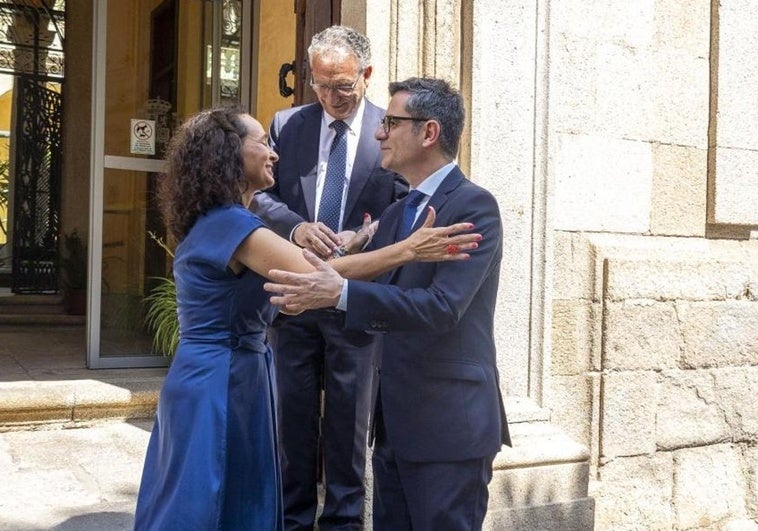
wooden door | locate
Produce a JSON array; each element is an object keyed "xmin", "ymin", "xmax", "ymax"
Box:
[{"xmin": 293, "ymin": 0, "xmax": 341, "ymax": 105}]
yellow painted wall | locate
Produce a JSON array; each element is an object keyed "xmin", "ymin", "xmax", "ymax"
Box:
[
  {"xmin": 101, "ymin": 0, "xmax": 163, "ymax": 294},
  {"xmin": 0, "ymin": 85, "xmax": 10, "ymax": 245},
  {"xmin": 255, "ymin": 0, "xmax": 296, "ymax": 129},
  {"xmin": 0, "ymin": 87, "xmax": 11, "ymax": 130},
  {"xmin": 103, "ymin": 1, "xmax": 157, "ymax": 157}
]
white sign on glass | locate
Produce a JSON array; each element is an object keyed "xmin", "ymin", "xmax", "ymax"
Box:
[{"xmin": 130, "ymin": 119, "xmax": 156, "ymax": 155}]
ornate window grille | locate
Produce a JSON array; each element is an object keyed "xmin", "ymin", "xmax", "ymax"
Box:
[{"xmin": 0, "ymin": 0, "xmax": 65, "ymax": 81}]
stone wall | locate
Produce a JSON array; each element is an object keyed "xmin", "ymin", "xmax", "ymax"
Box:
[
  {"xmin": 552, "ymin": 233, "xmax": 758, "ymax": 529},
  {"xmin": 358, "ymin": 0, "xmax": 758, "ymax": 528},
  {"xmin": 548, "ymin": 0, "xmax": 758, "ymax": 527}
]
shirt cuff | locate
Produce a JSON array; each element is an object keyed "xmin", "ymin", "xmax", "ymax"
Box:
[
  {"xmin": 336, "ymin": 279, "xmax": 348, "ymax": 311},
  {"xmin": 289, "ymin": 222, "xmax": 304, "ymax": 244}
]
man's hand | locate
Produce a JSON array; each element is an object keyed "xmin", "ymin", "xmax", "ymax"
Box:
[
  {"xmin": 336, "ymin": 214, "xmax": 379, "ymax": 257},
  {"xmin": 293, "ymin": 222, "xmax": 342, "ymax": 259},
  {"xmin": 265, "ymin": 249, "xmax": 344, "ymax": 313}
]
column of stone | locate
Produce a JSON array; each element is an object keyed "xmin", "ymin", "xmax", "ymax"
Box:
[{"xmin": 420, "ymin": 0, "xmax": 461, "ymax": 81}]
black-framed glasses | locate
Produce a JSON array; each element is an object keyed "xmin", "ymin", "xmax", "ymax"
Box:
[
  {"xmin": 309, "ymin": 69, "xmax": 364, "ymax": 96},
  {"xmin": 379, "ymin": 115, "xmax": 429, "ymax": 135}
]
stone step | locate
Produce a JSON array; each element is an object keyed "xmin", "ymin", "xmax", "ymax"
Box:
[
  {"xmin": 0, "ymin": 294, "xmax": 63, "ymax": 305},
  {"xmin": 0, "ymin": 324, "xmax": 165, "ymax": 428},
  {"xmin": 0, "ymin": 294, "xmax": 64, "ymax": 313},
  {"xmin": 0, "ymin": 304, "xmax": 66, "ymax": 315},
  {"xmin": 0, "ymin": 377, "xmax": 163, "ymax": 427},
  {"xmin": 483, "ymin": 404, "xmax": 595, "ymax": 530},
  {"xmin": 0, "ymin": 294, "xmax": 82, "ymax": 324},
  {"xmin": 0, "ymin": 313, "xmax": 85, "ymax": 325}
]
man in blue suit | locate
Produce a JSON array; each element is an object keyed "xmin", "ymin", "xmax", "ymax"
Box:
[
  {"xmin": 251, "ymin": 26, "xmax": 407, "ymax": 531},
  {"xmin": 264, "ymin": 77, "xmax": 511, "ymax": 531}
]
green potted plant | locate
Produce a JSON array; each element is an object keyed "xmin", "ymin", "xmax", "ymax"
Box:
[
  {"xmin": 143, "ymin": 231, "xmax": 179, "ymax": 356},
  {"xmin": 144, "ymin": 274, "xmax": 178, "ymax": 356},
  {"xmin": 60, "ymin": 229, "xmax": 87, "ymax": 315}
]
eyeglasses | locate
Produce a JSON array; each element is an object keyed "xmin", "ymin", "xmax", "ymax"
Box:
[
  {"xmin": 379, "ymin": 115, "xmax": 429, "ymax": 135},
  {"xmin": 309, "ymin": 70, "xmax": 364, "ymax": 97}
]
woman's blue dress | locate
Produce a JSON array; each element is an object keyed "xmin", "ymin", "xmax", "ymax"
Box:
[{"xmin": 134, "ymin": 205, "xmax": 282, "ymax": 530}]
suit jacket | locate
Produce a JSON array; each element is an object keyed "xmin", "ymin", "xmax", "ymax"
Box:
[
  {"xmin": 344, "ymin": 166, "xmax": 511, "ymax": 462},
  {"xmin": 252, "ymin": 100, "xmax": 407, "ymax": 236}
]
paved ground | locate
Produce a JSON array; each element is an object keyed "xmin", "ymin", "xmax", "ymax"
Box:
[
  {"xmin": 0, "ymin": 324, "xmax": 163, "ymax": 529},
  {"xmin": 0, "ymin": 419, "xmax": 152, "ymax": 531}
]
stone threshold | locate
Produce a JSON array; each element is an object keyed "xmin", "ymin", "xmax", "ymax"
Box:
[{"xmin": 0, "ymin": 376, "xmax": 164, "ymax": 428}]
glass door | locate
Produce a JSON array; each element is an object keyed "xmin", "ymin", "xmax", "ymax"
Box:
[{"xmin": 88, "ymin": 0, "xmax": 249, "ymax": 368}]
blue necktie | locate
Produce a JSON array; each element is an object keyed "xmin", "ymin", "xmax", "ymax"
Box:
[
  {"xmin": 398, "ymin": 190, "xmax": 426, "ymax": 240},
  {"xmin": 317, "ymin": 120, "xmax": 348, "ymax": 232}
]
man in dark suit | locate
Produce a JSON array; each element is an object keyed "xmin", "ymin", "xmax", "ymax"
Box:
[
  {"xmin": 264, "ymin": 77, "xmax": 511, "ymax": 531},
  {"xmin": 251, "ymin": 26, "xmax": 406, "ymax": 531}
]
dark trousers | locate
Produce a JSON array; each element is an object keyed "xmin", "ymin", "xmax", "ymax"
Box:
[
  {"xmin": 271, "ymin": 310, "xmax": 379, "ymax": 531},
  {"xmin": 372, "ymin": 414, "xmax": 495, "ymax": 531}
]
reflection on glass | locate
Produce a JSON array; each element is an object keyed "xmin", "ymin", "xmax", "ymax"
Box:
[
  {"xmin": 99, "ymin": 167, "xmax": 154, "ymax": 356},
  {"xmin": 99, "ymin": 1, "xmax": 244, "ymax": 360},
  {"xmin": 203, "ymin": 0, "xmax": 242, "ymax": 106}
]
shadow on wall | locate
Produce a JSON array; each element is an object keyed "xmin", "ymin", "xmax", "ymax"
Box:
[{"xmin": 484, "ymin": 442, "xmax": 595, "ymax": 530}]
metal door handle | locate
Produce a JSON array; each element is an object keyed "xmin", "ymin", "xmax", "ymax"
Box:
[{"xmin": 278, "ymin": 62, "xmax": 295, "ymax": 98}]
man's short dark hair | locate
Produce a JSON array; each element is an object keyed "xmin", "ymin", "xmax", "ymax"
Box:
[{"xmin": 388, "ymin": 77, "xmax": 464, "ymax": 160}]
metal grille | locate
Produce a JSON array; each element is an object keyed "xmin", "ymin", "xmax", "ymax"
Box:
[
  {"xmin": 11, "ymin": 76, "xmax": 62, "ymax": 293},
  {"xmin": 0, "ymin": 1, "xmax": 65, "ymax": 81}
]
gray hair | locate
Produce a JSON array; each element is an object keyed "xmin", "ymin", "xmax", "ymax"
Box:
[
  {"xmin": 389, "ymin": 77, "xmax": 464, "ymax": 160},
  {"xmin": 308, "ymin": 25, "xmax": 371, "ymax": 70}
]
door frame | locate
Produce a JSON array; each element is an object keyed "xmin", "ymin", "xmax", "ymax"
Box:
[
  {"xmin": 88, "ymin": 1, "xmax": 169, "ymax": 368},
  {"xmin": 88, "ymin": 0, "xmax": 258, "ymax": 368}
]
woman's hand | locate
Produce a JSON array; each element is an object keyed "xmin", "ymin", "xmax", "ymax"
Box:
[{"xmin": 404, "ymin": 207, "xmax": 481, "ymax": 261}]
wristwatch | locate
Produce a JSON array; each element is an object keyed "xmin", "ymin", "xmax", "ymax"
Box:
[{"xmin": 331, "ymin": 245, "xmax": 348, "ymax": 259}]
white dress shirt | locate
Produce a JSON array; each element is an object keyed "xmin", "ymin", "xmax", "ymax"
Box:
[{"xmin": 313, "ymin": 98, "xmax": 366, "ymax": 231}]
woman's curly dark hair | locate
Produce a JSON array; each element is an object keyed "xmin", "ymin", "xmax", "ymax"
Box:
[{"xmin": 159, "ymin": 105, "xmax": 251, "ymax": 242}]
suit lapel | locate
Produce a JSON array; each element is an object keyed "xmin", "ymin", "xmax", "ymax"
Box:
[
  {"xmin": 386, "ymin": 166, "xmax": 464, "ymax": 284},
  {"xmin": 343, "ymin": 101, "xmax": 381, "ymax": 225},
  {"xmin": 410, "ymin": 166, "xmax": 464, "ymax": 233},
  {"xmin": 297, "ymin": 105, "xmax": 323, "ymax": 221}
]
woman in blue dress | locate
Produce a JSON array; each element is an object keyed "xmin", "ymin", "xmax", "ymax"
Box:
[{"xmin": 134, "ymin": 106, "xmax": 479, "ymax": 530}]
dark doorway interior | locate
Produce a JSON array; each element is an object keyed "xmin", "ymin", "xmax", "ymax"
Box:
[{"xmin": 143, "ymin": 0, "xmax": 178, "ymax": 294}]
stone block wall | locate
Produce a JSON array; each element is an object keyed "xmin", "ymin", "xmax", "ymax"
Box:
[
  {"xmin": 551, "ymin": 233, "xmax": 758, "ymax": 529},
  {"xmin": 359, "ymin": 0, "xmax": 758, "ymax": 528}
]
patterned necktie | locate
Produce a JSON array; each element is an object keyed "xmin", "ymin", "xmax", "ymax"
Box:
[
  {"xmin": 317, "ymin": 120, "xmax": 348, "ymax": 232},
  {"xmin": 397, "ymin": 190, "xmax": 426, "ymax": 240}
]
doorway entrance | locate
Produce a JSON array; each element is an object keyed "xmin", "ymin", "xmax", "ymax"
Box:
[
  {"xmin": 88, "ymin": 0, "xmax": 304, "ymax": 368},
  {"xmin": 0, "ymin": 1, "xmax": 65, "ymax": 295}
]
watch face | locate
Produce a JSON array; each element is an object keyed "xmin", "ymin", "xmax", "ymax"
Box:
[{"xmin": 331, "ymin": 246, "xmax": 347, "ymax": 259}]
